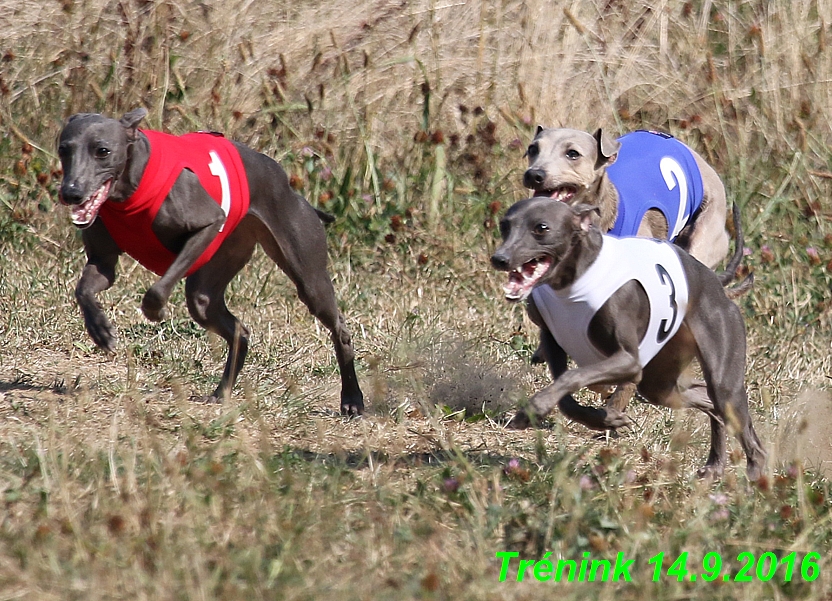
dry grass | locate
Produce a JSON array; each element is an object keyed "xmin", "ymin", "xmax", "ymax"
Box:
[{"xmin": 1, "ymin": 0, "xmax": 832, "ymax": 599}]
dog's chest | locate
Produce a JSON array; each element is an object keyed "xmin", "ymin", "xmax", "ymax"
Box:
[{"xmin": 531, "ymin": 237, "xmax": 689, "ymax": 367}]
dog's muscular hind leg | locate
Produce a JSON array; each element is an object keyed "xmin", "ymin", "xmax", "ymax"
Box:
[
  {"xmin": 255, "ymin": 207, "xmax": 364, "ymax": 416},
  {"xmin": 289, "ymin": 271, "xmax": 363, "ymax": 416}
]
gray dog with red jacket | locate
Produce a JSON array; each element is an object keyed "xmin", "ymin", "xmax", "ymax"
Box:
[{"xmin": 58, "ymin": 107, "xmax": 364, "ymax": 414}]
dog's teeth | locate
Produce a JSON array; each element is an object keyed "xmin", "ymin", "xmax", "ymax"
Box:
[
  {"xmin": 69, "ymin": 180, "xmax": 111, "ymax": 227},
  {"xmin": 503, "ymin": 257, "xmax": 552, "ymax": 302}
]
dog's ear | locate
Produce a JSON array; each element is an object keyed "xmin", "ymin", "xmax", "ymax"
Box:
[
  {"xmin": 535, "ymin": 125, "xmax": 544, "ymax": 137},
  {"xmin": 119, "ymin": 108, "xmax": 148, "ymax": 140},
  {"xmin": 574, "ymin": 204, "xmax": 601, "ymax": 232},
  {"xmin": 592, "ymin": 128, "xmax": 621, "ymax": 170}
]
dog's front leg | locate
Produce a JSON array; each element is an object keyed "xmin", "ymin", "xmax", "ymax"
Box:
[
  {"xmin": 530, "ymin": 350, "xmax": 642, "ymax": 429},
  {"xmin": 141, "ymin": 223, "xmax": 220, "ymax": 322},
  {"xmin": 143, "ymin": 174, "xmax": 226, "ymax": 322},
  {"xmin": 508, "ymin": 324, "xmax": 567, "ymax": 429},
  {"xmin": 511, "ymin": 299, "xmax": 635, "ymax": 430},
  {"xmin": 76, "ymin": 221, "xmax": 121, "ymax": 351}
]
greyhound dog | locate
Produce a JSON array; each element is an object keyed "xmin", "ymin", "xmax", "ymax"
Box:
[
  {"xmin": 58, "ymin": 108, "xmax": 364, "ymax": 414},
  {"xmin": 491, "ymin": 198, "xmax": 766, "ymax": 480},
  {"xmin": 524, "ymin": 127, "xmax": 730, "ymax": 269}
]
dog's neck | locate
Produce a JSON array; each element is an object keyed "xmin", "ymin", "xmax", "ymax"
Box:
[
  {"xmin": 592, "ymin": 173, "xmax": 619, "ymax": 232},
  {"xmin": 109, "ymin": 132, "xmax": 150, "ymax": 201},
  {"xmin": 544, "ymin": 228, "xmax": 603, "ymax": 291}
]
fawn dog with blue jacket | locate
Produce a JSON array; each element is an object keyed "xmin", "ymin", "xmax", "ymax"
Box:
[
  {"xmin": 524, "ymin": 128, "xmax": 730, "ymax": 269},
  {"xmin": 58, "ymin": 107, "xmax": 364, "ymax": 414},
  {"xmin": 491, "ymin": 198, "xmax": 765, "ymax": 479}
]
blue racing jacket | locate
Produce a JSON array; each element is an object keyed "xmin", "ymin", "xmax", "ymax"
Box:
[{"xmin": 606, "ymin": 131, "xmax": 704, "ymax": 241}]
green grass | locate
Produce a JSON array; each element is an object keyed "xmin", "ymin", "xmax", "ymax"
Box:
[{"xmin": 1, "ymin": 0, "xmax": 832, "ymax": 599}]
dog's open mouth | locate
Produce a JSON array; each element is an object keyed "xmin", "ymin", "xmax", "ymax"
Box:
[
  {"xmin": 537, "ymin": 185, "xmax": 578, "ymax": 204},
  {"xmin": 504, "ymin": 256, "xmax": 553, "ymax": 301},
  {"xmin": 69, "ymin": 180, "xmax": 112, "ymax": 227}
]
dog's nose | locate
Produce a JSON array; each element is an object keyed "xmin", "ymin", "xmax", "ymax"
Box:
[
  {"xmin": 523, "ymin": 168, "xmax": 546, "ymax": 188},
  {"xmin": 60, "ymin": 182, "xmax": 84, "ymax": 205},
  {"xmin": 491, "ymin": 251, "xmax": 510, "ymax": 271}
]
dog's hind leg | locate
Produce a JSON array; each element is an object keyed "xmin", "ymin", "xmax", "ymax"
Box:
[
  {"xmin": 185, "ymin": 221, "xmax": 257, "ymax": 403},
  {"xmin": 639, "ymin": 375, "xmax": 716, "ymax": 414},
  {"xmin": 637, "ymin": 322, "xmax": 760, "ymax": 480},
  {"xmin": 686, "ymin": 300, "xmax": 766, "ymax": 480},
  {"xmin": 674, "ymin": 157, "xmax": 730, "ymax": 269},
  {"xmin": 675, "ymin": 381, "xmax": 716, "ymax": 413},
  {"xmin": 254, "ymin": 205, "xmax": 364, "ymax": 416},
  {"xmin": 695, "ymin": 349, "xmax": 765, "ymax": 480},
  {"xmin": 638, "ymin": 369, "xmax": 728, "ymax": 479}
]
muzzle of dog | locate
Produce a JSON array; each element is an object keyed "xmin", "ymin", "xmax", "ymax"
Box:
[
  {"xmin": 60, "ymin": 179, "xmax": 113, "ymax": 228},
  {"xmin": 522, "ymin": 168, "xmax": 580, "ymax": 203},
  {"xmin": 491, "ymin": 251, "xmax": 553, "ymax": 302}
]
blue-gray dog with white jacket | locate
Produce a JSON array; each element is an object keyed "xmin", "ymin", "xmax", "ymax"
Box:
[{"xmin": 491, "ymin": 197, "xmax": 765, "ymax": 480}]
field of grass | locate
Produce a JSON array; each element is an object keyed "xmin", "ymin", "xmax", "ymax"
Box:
[{"xmin": 1, "ymin": 0, "xmax": 832, "ymax": 599}]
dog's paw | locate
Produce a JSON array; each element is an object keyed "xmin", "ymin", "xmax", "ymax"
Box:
[
  {"xmin": 530, "ymin": 345, "xmax": 546, "ymax": 365},
  {"xmin": 84, "ymin": 311, "xmax": 117, "ymax": 353},
  {"xmin": 696, "ymin": 462, "xmax": 725, "ymax": 481},
  {"xmin": 746, "ymin": 458, "xmax": 766, "ymax": 483},
  {"xmin": 191, "ymin": 393, "xmax": 223, "ymax": 405},
  {"xmin": 340, "ymin": 393, "xmax": 364, "ymax": 417},
  {"xmin": 142, "ymin": 287, "xmax": 169, "ymax": 322},
  {"xmin": 506, "ymin": 410, "xmax": 540, "ymax": 429},
  {"xmin": 599, "ymin": 407, "xmax": 634, "ymax": 430}
]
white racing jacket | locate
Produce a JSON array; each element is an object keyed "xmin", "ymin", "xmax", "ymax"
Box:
[{"xmin": 530, "ymin": 236, "xmax": 689, "ymax": 368}]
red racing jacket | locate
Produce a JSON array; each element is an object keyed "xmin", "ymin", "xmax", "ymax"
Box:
[{"xmin": 98, "ymin": 130, "xmax": 250, "ymax": 276}]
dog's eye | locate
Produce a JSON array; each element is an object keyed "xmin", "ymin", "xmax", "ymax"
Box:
[
  {"xmin": 526, "ymin": 144, "xmax": 538, "ymax": 158},
  {"xmin": 565, "ymin": 149, "xmax": 581, "ymax": 160},
  {"xmin": 533, "ymin": 223, "xmax": 549, "ymax": 236},
  {"xmin": 95, "ymin": 147, "xmax": 111, "ymax": 159}
]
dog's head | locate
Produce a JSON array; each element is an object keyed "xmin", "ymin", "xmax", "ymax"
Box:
[
  {"xmin": 491, "ymin": 197, "xmax": 601, "ymax": 301},
  {"xmin": 57, "ymin": 107, "xmax": 147, "ymax": 228},
  {"xmin": 523, "ymin": 127, "xmax": 621, "ymax": 204}
]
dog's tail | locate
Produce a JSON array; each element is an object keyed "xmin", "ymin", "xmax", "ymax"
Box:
[
  {"xmin": 716, "ymin": 204, "xmax": 743, "ymax": 286},
  {"xmin": 717, "ymin": 203, "xmax": 754, "ymax": 298},
  {"xmin": 315, "ymin": 208, "xmax": 336, "ymax": 224},
  {"xmin": 725, "ymin": 272, "xmax": 754, "ymax": 299}
]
